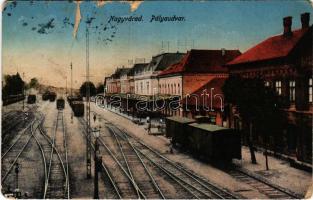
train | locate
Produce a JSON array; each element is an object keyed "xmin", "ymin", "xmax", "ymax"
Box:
[
  {"xmin": 27, "ymin": 95, "xmax": 36, "ymax": 104},
  {"xmin": 49, "ymin": 92, "xmax": 57, "ymax": 102},
  {"xmin": 56, "ymin": 98, "xmax": 65, "ymax": 110},
  {"xmin": 166, "ymin": 116, "xmax": 241, "ymax": 162},
  {"xmin": 42, "ymin": 91, "xmax": 57, "ymax": 102},
  {"xmin": 67, "ymin": 96, "xmax": 84, "ymax": 117},
  {"xmin": 42, "ymin": 91, "xmax": 50, "ymax": 101},
  {"xmin": 2, "ymin": 94, "xmax": 25, "ymax": 106}
]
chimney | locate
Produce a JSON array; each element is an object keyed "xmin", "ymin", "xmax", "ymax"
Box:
[
  {"xmin": 283, "ymin": 16, "xmax": 292, "ymax": 37},
  {"xmin": 301, "ymin": 12, "xmax": 310, "ymax": 29}
]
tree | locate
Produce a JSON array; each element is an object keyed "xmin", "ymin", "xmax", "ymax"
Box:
[
  {"xmin": 223, "ymin": 75, "xmax": 286, "ymax": 167},
  {"xmin": 29, "ymin": 78, "xmax": 39, "ymax": 89},
  {"xmin": 79, "ymin": 81, "xmax": 96, "ymax": 97},
  {"xmin": 96, "ymin": 83, "xmax": 104, "ymax": 94},
  {"xmin": 256, "ymin": 88, "xmax": 287, "ymax": 170},
  {"xmin": 2, "ymin": 73, "xmax": 25, "ymax": 97}
]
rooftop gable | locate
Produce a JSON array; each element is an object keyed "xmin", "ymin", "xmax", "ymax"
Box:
[
  {"xmin": 159, "ymin": 49, "xmax": 241, "ymax": 76},
  {"xmin": 227, "ymin": 26, "xmax": 311, "ymax": 66},
  {"xmin": 146, "ymin": 52, "xmax": 186, "ymax": 72}
]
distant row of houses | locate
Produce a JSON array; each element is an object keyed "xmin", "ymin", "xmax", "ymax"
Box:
[{"xmin": 105, "ymin": 13, "xmax": 312, "ymax": 162}]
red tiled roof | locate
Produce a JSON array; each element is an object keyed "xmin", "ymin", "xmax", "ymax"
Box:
[
  {"xmin": 227, "ymin": 28, "xmax": 309, "ymax": 66},
  {"xmin": 182, "ymin": 77, "xmax": 226, "ymax": 109},
  {"xmin": 159, "ymin": 49, "xmax": 241, "ymax": 76}
]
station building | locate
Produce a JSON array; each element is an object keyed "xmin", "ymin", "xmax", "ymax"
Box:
[
  {"xmin": 225, "ymin": 13, "xmax": 312, "ymax": 162},
  {"xmin": 157, "ymin": 49, "xmax": 241, "ymax": 124}
]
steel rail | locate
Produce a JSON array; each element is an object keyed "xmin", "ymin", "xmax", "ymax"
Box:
[
  {"xmin": 43, "ymin": 111, "xmax": 68, "ymax": 199},
  {"xmin": 61, "ymin": 111, "xmax": 70, "ymax": 199},
  {"xmin": 30, "ymin": 116, "xmax": 48, "ymax": 198},
  {"xmin": 78, "ymin": 117, "xmax": 144, "ymax": 198},
  {"xmin": 1, "ymin": 120, "xmax": 36, "ymax": 183},
  {"xmin": 108, "ymin": 126, "xmax": 166, "ymax": 199},
  {"xmin": 230, "ymin": 168, "xmax": 301, "ymax": 199},
  {"xmin": 112, "ymin": 129, "xmax": 203, "ymax": 198},
  {"xmin": 107, "ymin": 126, "xmax": 141, "ymax": 198},
  {"xmin": 2, "ymin": 121, "xmax": 34, "ymax": 159},
  {"xmin": 117, "ymin": 126, "xmax": 238, "ymax": 199},
  {"xmin": 97, "ymin": 137, "xmax": 146, "ymax": 199},
  {"xmin": 77, "ymin": 117, "xmax": 122, "ymax": 199}
]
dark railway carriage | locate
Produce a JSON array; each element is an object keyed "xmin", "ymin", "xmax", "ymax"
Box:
[
  {"xmin": 56, "ymin": 98, "xmax": 65, "ymax": 110},
  {"xmin": 49, "ymin": 92, "xmax": 56, "ymax": 102},
  {"xmin": 166, "ymin": 116, "xmax": 195, "ymax": 148},
  {"xmin": 71, "ymin": 101, "xmax": 84, "ymax": 116},
  {"xmin": 27, "ymin": 95, "xmax": 36, "ymax": 104},
  {"xmin": 187, "ymin": 123, "xmax": 241, "ymax": 161},
  {"xmin": 42, "ymin": 91, "xmax": 50, "ymax": 101}
]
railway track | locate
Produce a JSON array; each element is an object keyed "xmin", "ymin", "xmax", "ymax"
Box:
[
  {"xmin": 107, "ymin": 121, "xmax": 302, "ymax": 199},
  {"xmin": 79, "ymin": 117, "xmax": 152, "ymax": 198},
  {"xmin": 109, "ymin": 125, "xmax": 165, "ymax": 199},
  {"xmin": 228, "ymin": 169, "xmax": 302, "ymax": 199},
  {"xmin": 1, "ymin": 120, "xmax": 36, "ymax": 183},
  {"xmin": 77, "ymin": 117, "xmax": 122, "ymax": 199},
  {"xmin": 43, "ymin": 110, "xmax": 70, "ymax": 199},
  {"xmin": 78, "ymin": 117, "xmax": 238, "ymax": 199},
  {"xmin": 2, "ymin": 106, "xmax": 35, "ymax": 134},
  {"xmin": 109, "ymin": 124, "xmax": 239, "ymax": 199}
]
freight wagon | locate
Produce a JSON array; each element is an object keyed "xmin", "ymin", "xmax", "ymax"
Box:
[
  {"xmin": 49, "ymin": 92, "xmax": 57, "ymax": 102},
  {"xmin": 56, "ymin": 98, "xmax": 65, "ymax": 110},
  {"xmin": 187, "ymin": 122, "xmax": 241, "ymax": 161},
  {"xmin": 167, "ymin": 116, "xmax": 241, "ymax": 162},
  {"xmin": 165, "ymin": 116, "xmax": 195, "ymax": 148},
  {"xmin": 42, "ymin": 91, "xmax": 50, "ymax": 101},
  {"xmin": 71, "ymin": 101, "xmax": 84, "ymax": 116}
]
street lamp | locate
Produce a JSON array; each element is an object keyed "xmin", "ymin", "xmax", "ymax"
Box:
[{"xmin": 92, "ymin": 128, "xmax": 101, "ymax": 199}]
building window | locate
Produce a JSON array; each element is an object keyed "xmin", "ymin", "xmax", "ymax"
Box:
[
  {"xmin": 309, "ymin": 78, "xmax": 312, "ymax": 103},
  {"xmin": 289, "ymin": 80, "xmax": 295, "ymax": 102},
  {"xmin": 265, "ymin": 81, "xmax": 270, "ymax": 87},
  {"xmin": 168, "ymin": 84, "xmax": 170, "ymax": 94},
  {"xmin": 275, "ymin": 81, "xmax": 282, "ymax": 95},
  {"xmin": 178, "ymin": 83, "xmax": 180, "ymax": 94}
]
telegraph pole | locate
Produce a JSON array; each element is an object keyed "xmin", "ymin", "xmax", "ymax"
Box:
[
  {"xmin": 70, "ymin": 62, "xmax": 73, "ymax": 97},
  {"xmin": 86, "ymin": 23, "xmax": 92, "ymax": 179},
  {"xmin": 65, "ymin": 76, "xmax": 67, "ymax": 96},
  {"xmin": 22, "ymin": 72, "xmax": 25, "ymax": 111}
]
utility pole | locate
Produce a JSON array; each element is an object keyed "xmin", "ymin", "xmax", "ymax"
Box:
[
  {"xmin": 93, "ymin": 130, "xmax": 100, "ymax": 199},
  {"xmin": 14, "ymin": 163, "xmax": 21, "ymax": 198},
  {"xmin": 70, "ymin": 62, "xmax": 73, "ymax": 97},
  {"xmin": 22, "ymin": 72, "xmax": 25, "ymax": 111},
  {"xmin": 65, "ymin": 76, "xmax": 67, "ymax": 96},
  {"xmin": 86, "ymin": 23, "xmax": 92, "ymax": 179}
]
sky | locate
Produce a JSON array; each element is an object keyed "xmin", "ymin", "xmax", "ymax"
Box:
[{"xmin": 2, "ymin": 0, "xmax": 313, "ymax": 88}]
